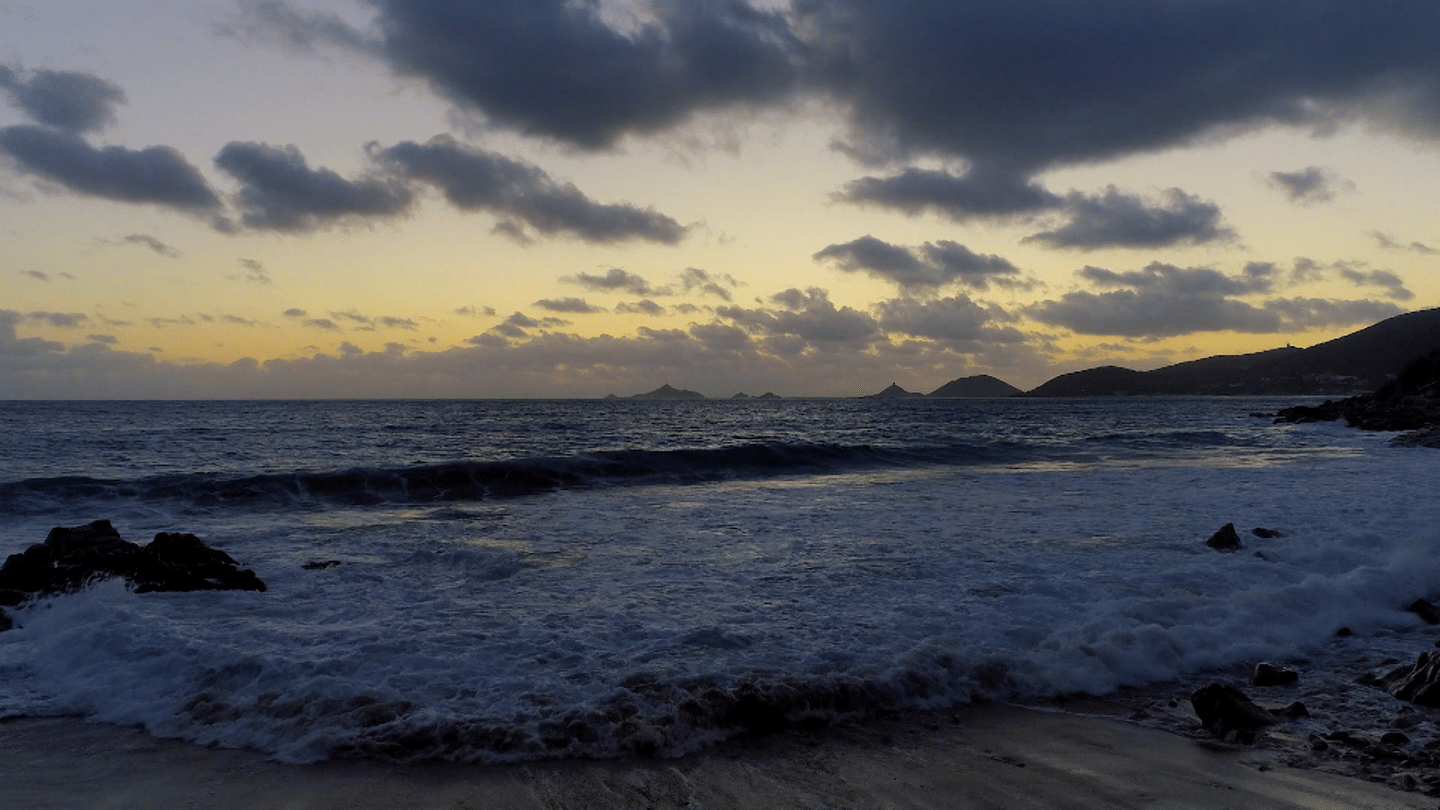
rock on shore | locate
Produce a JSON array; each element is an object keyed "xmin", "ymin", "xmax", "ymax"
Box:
[{"xmin": 0, "ymin": 520, "xmax": 265, "ymax": 630}]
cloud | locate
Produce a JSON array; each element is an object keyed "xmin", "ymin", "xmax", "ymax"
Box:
[
  {"xmin": 214, "ymin": 141, "xmax": 414, "ymax": 232},
  {"xmin": 835, "ymin": 166, "xmax": 1062, "ymax": 220},
  {"xmin": 86, "ymin": 334, "xmax": 117, "ymax": 344},
  {"xmin": 678, "ymin": 266, "xmax": 740, "ymax": 300},
  {"xmin": 20, "ymin": 270, "xmax": 49, "ymax": 281},
  {"xmin": 282, "ymin": 308, "xmax": 307, "ymax": 318},
  {"xmin": 455, "ymin": 305, "xmax": 496, "ymax": 317},
  {"xmin": 26, "ymin": 311, "xmax": 88, "ymax": 328},
  {"xmin": 221, "ymin": 0, "xmax": 377, "ymax": 54},
  {"xmin": 815, "ymin": 235, "xmax": 1025, "ymax": 291},
  {"xmin": 1371, "ymin": 231, "xmax": 1439, "ymax": 255},
  {"xmin": 235, "ymin": 258, "xmax": 271, "ymax": 284},
  {"xmin": 565, "ymin": 267, "xmax": 653, "ymax": 296},
  {"xmin": 1027, "ymin": 261, "xmax": 1402, "ymax": 337},
  {"xmin": 365, "ymin": 0, "xmax": 800, "ymax": 149},
  {"xmin": 1266, "ymin": 166, "xmax": 1353, "ymax": 204},
  {"xmin": 375, "ymin": 136, "xmax": 687, "ymax": 244},
  {"xmin": 0, "ymin": 125, "xmax": 221, "ymax": 210},
  {"xmin": 799, "ymin": 2, "xmax": 1440, "ymax": 170},
  {"xmin": 116, "ymin": 234, "xmax": 181, "ymax": 258},
  {"xmin": 718, "ymin": 287, "xmax": 878, "ymax": 345},
  {"xmin": 534, "ymin": 297, "xmax": 606, "ymax": 314},
  {"xmin": 1334, "ymin": 262, "xmax": 1413, "ymax": 300},
  {"xmin": 873, "ymin": 296, "xmax": 1024, "ymax": 345},
  {"xmin": 615, "ymin": 299, "xmax": 666, "ymax": 316},
  {"xmin": 1024, "ymin": 187, "xmax": 1235, "ymax": 251},
  {"xmin": 0, "ymin": 67, "xmax": 126, "ymax": 134}
]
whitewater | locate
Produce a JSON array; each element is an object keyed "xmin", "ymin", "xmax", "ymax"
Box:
[{"xmin": 0, "ymin": 397, "xmax": 1436, "ymax": 764}]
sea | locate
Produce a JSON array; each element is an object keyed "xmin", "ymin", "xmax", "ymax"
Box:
[{"xmin": 0, "ymin": 396, "xmax": 1436, "ymax": 764}]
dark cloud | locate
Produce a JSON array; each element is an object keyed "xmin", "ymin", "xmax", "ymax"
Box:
[
  {"xmin": 1371, "ymin": 231, "xmax": 1439, "ymax": 255},
  {"xmin": 1024, "ymin": 187, "xmax": 1234, "ymax": 251},
  {"xmin": 0, "ymin": 125, "xmax": 221, "ymax": 210},
  {"xmin": 835, "ymin": 166, "xmax": 1061, "ymax": 220},
  {"xmin": 455, "ymin": 305, "xmax": 497, "ymax": 317},
  {"xmin": 222, "ymin": 315, "xmax": 259, "ymax": 327},
  {"xmin": 236, "ymin": 258, "xmax": 271, "ymax": 284},
  {"xmin": 615, "ymin": 299, "xmax": 666, "ymax": 316},
  {"xmin": 534, "ymin": 297, "xmax": 606, "ymax": 314},
  {"xmin": 815, "ymin": 235, "xmax": 1025, "ymax": 291},
  {"xmin": 20, "ymin": 270, "xmax": 49, "ymax": 281},
  {"xmin": 799, "ymin": 2, "xmax": 1440, "ymax": 169},
  {"xmin": 566, "ymin": 267, "xmax": 653, "ymax": 296},
  {"xmin": 1267, "ymin": 166, "xmax": 1352, "ymax": 204},
  {"xmin": 303, "ymin": 318, "xmax": 339, "ymax": 331},
  {"xmin": 282, "ymin": 308, "xmax": 307, "ymax": 318},
  {"xmin": 1028, "ymin": 261, "xmax": 1402, "ymax": 337},
  {"xmin": 86, "ymin": 334, "xmax": 117, "ymax": 345},
  {"xmin": 0, "ymin": 67, "xmax": 126, "ymax": 134},
  {"xmin": 119, "ymin": 234, "xmax": 181, "ymax": 258},
  {"xmin": 214, "ymin": 141, "xmax": 414, "ymax": 232},
  {"xmin": 375, "ymin": 136, "xmax": 687, "ymax": 244},
  {"xmin": 366, "ymin": 0, "xmax": 800, "ymax": 148}
]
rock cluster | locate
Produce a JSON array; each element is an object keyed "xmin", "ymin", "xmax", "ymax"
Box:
[
  {"xmin": 1275, "ymin": 348, "xmax": 1440, "ymax": 446},
  {"xmin": 0, "ymin": 520, "xmax": 265, "ymax": 631}
]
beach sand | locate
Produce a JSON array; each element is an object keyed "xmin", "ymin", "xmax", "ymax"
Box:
[{"xmin": 1, "ymin": 704, "xmax": 1430, "ymax": 809}]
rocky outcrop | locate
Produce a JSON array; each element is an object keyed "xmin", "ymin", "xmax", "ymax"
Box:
[
  {"xmin": 0, "ymin": 520, "xmax": 265, "ymax": 630},
  {"xmin": 1377, "ymin": 651, "xmax": 1440, "ymax": 708},
  {"xmin": 1275, "ymin": 348, "xmax": 1440, "ymax": 444}
]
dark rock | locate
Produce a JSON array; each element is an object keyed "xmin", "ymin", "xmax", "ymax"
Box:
[
  {"xmin": 1252, "ymin": 662, "xmax": 1299, "ymax": 687},
  {"xmin": 1251, "ymin": 527, "xmax": 1286, "ymax": 538},
  {"xmin": 1382, "ymin": 731, "xmax": 1412, "ymax": 747},
  {"xmin": 0, "ymin": 609, "xmax": 10, "ymax": 632},
  {"xmin": 1275, "ymin": 701, "xmax": 1309, "ymax": 718},
  {"xmin": 1205, "ymin": 523, "xmax": 1242, "ymax": 551},
  {"xmin": 303, "ymin": 559, "xmax": 344, "ymax": 570},
  {"xmin": 1276, "ymin": 348, "xmax": 1440, "ymax": 438},
  {"xmin": 1190, "ymin": 683, "xmax": 1277, "ymax": 740},
  {"xmin": 1335, "ymin": 626, "xmax": 1354, "ymax": 637},
  {"xmin": 1377, "ymin": 651, "xmax": 1440, "ymax": 707},
  {"xmin": 0, "ymin": 520, "xmax": 266, "ymax": 631},
  {"xmin": 1407, "ymin": 598, "xmax": 1440, "ymax": 625}
]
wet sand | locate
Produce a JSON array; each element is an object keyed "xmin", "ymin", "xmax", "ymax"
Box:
[{"xmin": 1, "ymin": 704, "xmax": 1429, "ymax": 809}]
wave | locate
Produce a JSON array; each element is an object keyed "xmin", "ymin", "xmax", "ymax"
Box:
[{"xmin": 0, "ymin": 441, "xmax": 1007, "ymax": 513}]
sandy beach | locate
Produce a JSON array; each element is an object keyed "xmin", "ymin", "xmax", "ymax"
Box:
[{"xmin": 1, "ymin": 704, "xmax": 1430, "ymax": 810}]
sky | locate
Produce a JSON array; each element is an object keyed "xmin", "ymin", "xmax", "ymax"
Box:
[{"xmin": 2, "ymin": 0, "xmax": 1438, "ymax": 399}]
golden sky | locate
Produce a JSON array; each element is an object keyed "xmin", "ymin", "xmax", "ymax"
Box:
[{"xmin": 2, "ymin": 0, "xmax": 1438, "ymax": 397}]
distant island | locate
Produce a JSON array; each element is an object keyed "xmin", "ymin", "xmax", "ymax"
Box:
[{"xmin": 622, "ymin": 383, "xmax": 707, "ymax": 400}]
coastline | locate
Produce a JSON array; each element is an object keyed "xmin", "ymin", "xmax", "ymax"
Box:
[{"xmin": 1, "ymin": 703, "xmax": 1429, "ymax": 809}]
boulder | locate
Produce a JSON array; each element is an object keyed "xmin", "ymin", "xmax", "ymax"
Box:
[
  {"xmin": 1190, "ymin": 683, "xmax": 1277, "ymax": 742},
  {"xmin": 0, "ymin": 520, "xmax": 265, "ymax": 631},
  {"xmin": 1205, "ymin": 523, "xmax": 1242, "ymax": 551}
]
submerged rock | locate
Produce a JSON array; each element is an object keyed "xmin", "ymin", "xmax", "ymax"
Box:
[
  {"xmin": 0, "ymin": 520, "xmax": 266, "ymax": 630},
  {"xmin": 1205, "ymin": 523, "xmax": 1242, "ymax": 551}
]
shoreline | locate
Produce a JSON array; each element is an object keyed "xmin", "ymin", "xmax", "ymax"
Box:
[{"xmin": 2, "ymin": 703, "xmax": 1430, "ymax": 809}]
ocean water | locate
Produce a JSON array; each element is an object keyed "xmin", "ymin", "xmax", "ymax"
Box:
[{"xmin": 0, "ymin": 397, "xmax": 1436, "ymax": 763}]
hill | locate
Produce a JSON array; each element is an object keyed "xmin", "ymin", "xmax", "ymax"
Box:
[
  {"xmin": 866, "ymin": 383, "xmax": 924, "ymax": 399},
  {"xmin": 927, "ymin": 374, "xmax": 1023, "ymax": 398},
  {"xmin": 1025, "ymin": 308, "xmax": 1440, "ymax": 396}
]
